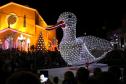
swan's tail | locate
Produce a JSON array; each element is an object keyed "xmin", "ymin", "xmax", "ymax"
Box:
[{"xmin": 89, "ymin": 49, "xmax": 112, "ymax": 64}]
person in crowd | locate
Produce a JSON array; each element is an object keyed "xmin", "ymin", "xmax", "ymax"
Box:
[
  {"xmin": 53, "ymin": 76, "xmax": 59, "ymax": 84},
  {"xmin": 62, "ymin": 71, "xmax": 77, "ymax": 84},
  {"xmin": 76, "ymin": 67, "xmax": 89, "ymax": 84},
  {"xmin": 6, "ymin": 71, "xmax": 41, "ymax": 84},
  {"xmin": 91, "ymin": 68, "xmax": 102, "ymax": 80},
  {"xmin": 108, "ymin": 66, "xmax": 123, "ymax": 84}
]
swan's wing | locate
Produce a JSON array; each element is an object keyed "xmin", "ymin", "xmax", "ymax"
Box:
[
  {"xmin": 75, "ymin": 38, "xmax": 95, "ymax": 64},
  {"xmin": 77, "ymin": 36, "xmax": 112, "ymax": 58},
  {"xmin": 78, "ymin": 36, "xmax": 112, "ymax": 50}
]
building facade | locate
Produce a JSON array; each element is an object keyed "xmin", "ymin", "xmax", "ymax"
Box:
[{"xmin": 0, "ymin": 2, "xmax": 58, "ymax": 51}]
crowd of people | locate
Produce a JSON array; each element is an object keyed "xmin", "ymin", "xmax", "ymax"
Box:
[
  {"xmin": 0, "ymin": 48, "xmax": 126, "ymax": 84},
  {"xmin": 2, "ymin": 66, "xmax": 126, "ymax": 84},
  {"xmin": 0, "ymin": 48, "xmax": 67, "ymax": 70},
  {"xmin": 0, "ymin": 48, "xmax": 67, "ymax": 84}
]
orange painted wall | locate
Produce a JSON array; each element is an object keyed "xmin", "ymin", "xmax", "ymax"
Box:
[{"xmin": 0, "ymin": 4, "xmax": 36, "ymax": 35}]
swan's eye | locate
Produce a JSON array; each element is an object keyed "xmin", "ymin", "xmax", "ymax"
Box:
[{"xmin": 68, "ymin": 15, "xmax": 72, "ymax": 18}]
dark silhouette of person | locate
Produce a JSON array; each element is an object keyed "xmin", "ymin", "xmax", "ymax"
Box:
[
  {"xmin": 6, "ymin": 71, "xmax": 41, "ymax": 84},
  {"xmin": 62, "ymin": 71, "xmax": 77, "ymax": 84},
  {"xmin": 76, "ymin": 67, "xmax": 89, "ymax": 84},
  {"xmin": 90, "ymin": 67, "xmax": 102, "ymax": 82},
  {"xmin": 53, "ymin": 76, "xmax": 59, "ymax": 84}
]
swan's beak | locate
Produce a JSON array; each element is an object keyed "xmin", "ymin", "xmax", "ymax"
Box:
[{"xmin": 46, "ymin": 21, "xmax": 65, "ymax": 30}]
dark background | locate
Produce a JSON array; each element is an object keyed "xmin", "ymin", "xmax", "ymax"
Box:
[{"xmin": 0, "ymin": 0, "xmax": 126, "ymax": 40}]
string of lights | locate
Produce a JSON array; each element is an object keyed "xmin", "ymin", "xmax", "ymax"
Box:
[
  {"xmin": 36, "ymin": 31, "xmax": 47, "ymax": 51},
  {"xmin": 55, "ymin": 12, "xmax": 112, "ymax": 65},
  {"xmin": 79, "ymin": 36, "xmax": 112, "ymax": 51}
]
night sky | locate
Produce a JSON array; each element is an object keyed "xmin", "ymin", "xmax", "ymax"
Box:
[{"xmin": 0, "ymin": 0, "xmax": 126, "ymax": 40}]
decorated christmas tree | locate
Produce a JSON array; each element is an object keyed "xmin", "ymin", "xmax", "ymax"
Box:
[{"xmin": 36, "ymin": 32, "xmax": 47, "ymax": 52}]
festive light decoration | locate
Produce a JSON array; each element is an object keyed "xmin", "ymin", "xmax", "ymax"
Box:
[
  {"xmin": 78, "ymin": 36, "xmax": 112, "ymax": 58},
  {"xmin": 79, "ymin": 36, "xmax": 112, "ymax": 51},
  {"xmin": 57, "ymin": 12, "xmax": 95, "ymax": 65},
  {"xmin": 27, "ymin": 38, "xmax": 30, "ymax": 51},
  {"xmin": 46, "ymin": 12, "xmax": 112, "ymax": 65},
  {"xmin": 36, "ymin": 32, "xmax": 47, "ymax": 52},
  {"xmin": 48, "ymin": 37, "xmax": 58, "ymax": 51},
  {"xmin": 18, "ymin": 34, "xmax": 25, "ymax": 51}
]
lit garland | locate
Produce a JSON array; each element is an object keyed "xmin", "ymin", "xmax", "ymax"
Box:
[{"xmin": 57, "ymin": 12, "xmax": 112, "ymax": 65}]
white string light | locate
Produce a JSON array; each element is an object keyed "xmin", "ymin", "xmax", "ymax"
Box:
[{"xmin": 57, "ymin": 12, "xmax": 112, "ymax": 65}]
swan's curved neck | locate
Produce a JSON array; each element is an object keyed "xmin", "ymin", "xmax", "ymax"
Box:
[{"xmin": 62, "ymin": 26, "xmax": 76, "ymax": 41}]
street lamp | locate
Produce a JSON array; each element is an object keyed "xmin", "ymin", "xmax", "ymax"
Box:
[
  {"xmin": 18, "ymin": 34, "xmax": 25, "ymax": 51},
  {"xmin": 27, "ymin": 38, "xmax": 30, "ymax": 52}
]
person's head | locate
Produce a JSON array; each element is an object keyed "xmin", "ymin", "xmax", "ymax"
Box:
[
  {"xmin": 76, "ymin": 67, "xmax": 89, "ymax": 82},
  {"xmin": 53, "ymin": 76, "xmax": 59, "ymax": 84},
  {"xmin": 108, "ymin": 66, "xmax": 121, "ymax": 80},
  {"xmin": 93, "ymin": 68, "xmax": 102, "ymax": 76},
  {"xmin": 6, "ymin": 71, "xmax": 41, "ymax": 84},
  {"xmin": 64, "ymin": 71, "xmax": 75, "ymax": 80}
]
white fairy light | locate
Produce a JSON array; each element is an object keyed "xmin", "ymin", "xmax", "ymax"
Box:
[{"xmin": 56, "ymin": 12, "xmax": 112, "ymax": 65}]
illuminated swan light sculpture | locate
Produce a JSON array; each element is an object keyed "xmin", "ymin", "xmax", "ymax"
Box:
[{"xmin": 46, "ymin": 12, "xmax": 112, "ymax": 65}]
